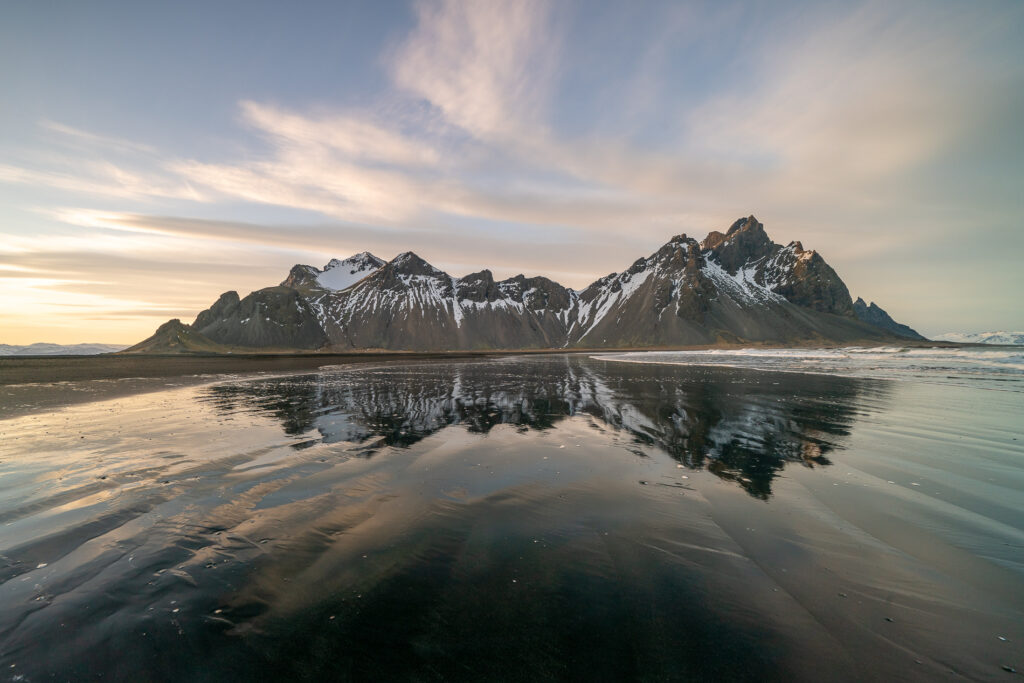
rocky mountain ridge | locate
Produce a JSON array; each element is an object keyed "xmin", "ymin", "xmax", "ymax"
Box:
[
  {"xmin": 126, "ymin": 216, "xmax": 923, "ymax": 353},
  {"xmin": 852, "ymin": 298, "xmax": 925, "ymax": 340}
]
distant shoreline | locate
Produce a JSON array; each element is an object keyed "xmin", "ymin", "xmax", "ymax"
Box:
[{"xmin": 0, "ymin": 339, "xmax": 972, "ymax": 386}]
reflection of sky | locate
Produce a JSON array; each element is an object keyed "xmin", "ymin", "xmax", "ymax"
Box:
[{"xmin": 2, "ymin": 1, "xmax": 1023, "ymax": 343}]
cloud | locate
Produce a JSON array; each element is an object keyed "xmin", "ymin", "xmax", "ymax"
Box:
[
  {"xmin": 390, "ymin": 0, "xmax": 556, "ymax": 141},
  {"xmin": 40, "ymin": 120, "xmax": 159, "ymax": 155},
  {"xmin": 240, "ymin": 100, "xmax": 440, "ymax": 168},
  {"xmin": 2, "ymin": 0, "xmax": 1022, "ymax": 341},
  {"xmin": 32, "ymin": 208, "xmax": 635, "ymax": 287},
  {"xmin": 688, "ymin": 4, "xmax": 975, "ymax": 188},
  {"xmin": 0, "ymin": 161, "xmax": 202, "ymax": 202}
]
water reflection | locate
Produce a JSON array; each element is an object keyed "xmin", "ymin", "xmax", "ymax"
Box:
[
  {"xmin": 11, "ymin": 355, "xmax": 1023, "ymax": 681},
  {"xmin": 202, "ymin": 356, "xmax": 883, "ymax": 498}
]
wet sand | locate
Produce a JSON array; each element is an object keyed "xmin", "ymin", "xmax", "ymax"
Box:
[
  {"xmin": 0, "ymin": 355, "xmax": 1021, "ymax": 680},
  {"xmin": 0, "ymin": 352, "xmax": 496, "ymax": 419}
]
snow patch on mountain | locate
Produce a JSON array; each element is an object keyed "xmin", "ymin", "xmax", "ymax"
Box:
[
  {"xmin": 576, "ymin": 266, "xmax": 654, "ymax": 339},
  {"xmin": 315, "ymin": 252, "xmax": 385, "ymax": 291},
  {"xmin": 702, "ymin": 259, "xmax": 785, "ymax": 305},
  {"xmin": 933, "ymin": 331, "xmax": 1024, "ymax": 345}
]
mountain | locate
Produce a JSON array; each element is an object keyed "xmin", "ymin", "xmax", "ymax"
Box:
[
  {"xmin": 567, "ymin": 217, "xmax": 872, "ymax": 347},
  {"xmin": 0, "ymin": 342, "xmax": 127, "ymax": 356},
  {"xmin": 852, "ymin": 298, "xmax": 925, "ymax": 340},
  {"xmin": 932, "ymin": 331, "xmax": 1024, "ymax": 345},
  {"xmin": 122, "ymin": 319, "xmax": 237, "ymax": 354},
  {"xmin": 282, "ymin": 252, "xmax": 386, "ymax": 291},
  {"xmin": 130, "ymin": 215, "xmax": 921, "ymax": 353}
]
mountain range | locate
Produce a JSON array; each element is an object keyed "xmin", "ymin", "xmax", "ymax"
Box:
[
  {"xmin": 0, "ymin": 343, "xmax": 128, "ymax": 356},
  {"xmin": 932, "ymin": 331, "xmax": 1024, "ymax": 345},
  {"xmin": 127, "ymin": 216, "xmax": 924, "ymax": 353}
]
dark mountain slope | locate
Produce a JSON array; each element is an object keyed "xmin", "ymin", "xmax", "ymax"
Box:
[
  {"xmin": 853, "ymin": 298, "xmax": 926, "ymax": 340},
  {"xmin": 131, "ymin": 216, "xmax": 921, "ymax": 352}
]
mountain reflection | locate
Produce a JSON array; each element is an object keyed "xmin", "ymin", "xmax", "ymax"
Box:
[{"xmin": 201, "ymin": 355, "xmax": 886, "ymax": 498}]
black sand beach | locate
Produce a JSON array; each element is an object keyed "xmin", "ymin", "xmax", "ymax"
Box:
[
  {"xmin": 0, "ymin": 352, "xmax": 495, "ymax": 419},
  {"xmin": 1, "ymin": 353, "xmax": 1021, "ymax": 681}
]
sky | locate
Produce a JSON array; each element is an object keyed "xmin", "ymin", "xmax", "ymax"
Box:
[{"xmin": 1, "ymin": 0, "xmax": 1022, "ymax": 344}]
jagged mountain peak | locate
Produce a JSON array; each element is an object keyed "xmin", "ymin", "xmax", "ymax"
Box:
[
  {"xmin": 281, "ymin": 253, "xmax": 385, "ymax": 291},
  {"xmin": 193, "ymin": 291, "xmax": 240, "ymax": 329},
  {"xmin": 461, "ymin": 269, "xmax": 494, "ymax": 283},
  {"xmin": 652, "ymin": 234, "xmax": 701, "ymax": 264},
  {"xmin": 309, "ymin": 252, "xmax": 386, "ymax": 291},
  {"xmin": 455, "ymin": 269, "xmax": 501, "ymax": 303},
  {"xmin": 324, "ymin": 251, "xmax": 385, "ymax": 271},
  {"xmin": 707, "ymin": 216, "xmax": 772, "ymax": 267},
  {"xmin": 727, "ymin": 215, "xmax": 764, "ymax": 235},
  {"xmin": 389, "ymin": 251, "xmax": 444, "ymax": 274},
  {"xmin": 700, "ymin": 216, "xmax": 765, "ymax": 253},
  {"xmin": 359, "ymin": 251, "xmax": 451, "ymax": 294},
  {"xmin": 281, "ymin": 265, "xmax": 320, "ymax": 288}
]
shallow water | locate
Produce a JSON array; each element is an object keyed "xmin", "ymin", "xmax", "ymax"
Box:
[
  {"xmin": 600, "ymin": 345, "xmax": 1024, "ymax": 392},
  {"xmin": 1, "ymin": 354, "xmax": 1022, "ymax": 681}
]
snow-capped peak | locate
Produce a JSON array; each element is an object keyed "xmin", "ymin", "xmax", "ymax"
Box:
[{"xmin": 316, "ymin": 252, "xmax": 385, "ymax": 291}]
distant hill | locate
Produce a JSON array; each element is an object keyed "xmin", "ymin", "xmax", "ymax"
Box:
[
  {"xmin": 0, "ymin": 342, "xmax": 127, "ymax": 356},
  {"xmin": 122, "ymin": 319, "xmax": 245, "ymax": 354},
  {"xmin": 130, "ymin": 215, "xmax": 924, "ymax": 353},
  {"xmin": 932, "ymin": 331, "xmax": 1024, "ymax": 345}
]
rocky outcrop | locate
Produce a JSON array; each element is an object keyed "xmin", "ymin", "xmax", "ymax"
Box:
[
  {"xmin": 192, "ymin": 291, "xmax": 241, "ymax": 330},
  {"xmin": 122, "ymin": 319, "xmax": 229, "ymax": 354},
  {"xmin": 132, "ymin": 216, "xmax": 923, "ymax": 352},
  {"xmin": 193, "ymin": 287, "xmax": 328, "ymax": 349},
  {"xmin": 701, "ymin": 216, "xmax": 853, "ymax": 316},
  {"xmin": 853, "ymin": 298, "xmax": 925, "ymax": 340}
]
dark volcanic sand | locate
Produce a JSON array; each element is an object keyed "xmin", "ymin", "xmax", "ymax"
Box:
[
  {"xmin": 0, "ymin": 353, "xmax": 493, "ymax": 419},
  {"xmin": 0, "ymin": 354, "xmax": 1021, "ymax": 681}
]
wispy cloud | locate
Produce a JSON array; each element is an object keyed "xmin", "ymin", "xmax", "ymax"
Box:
[
  {"xmin": 40, "ymin": 120, "xmax": 159, "ymax": 155},
  {"xmin": 240, "ymin": 100, "xmax": 440, "ymax": 168},
  {"xmin": 390, "ymin": 0, "xmax": 556, "ymax": 141},
  {"xmin": 0, "ymin": 160, "xmax": 203, "ymax": 202}
]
